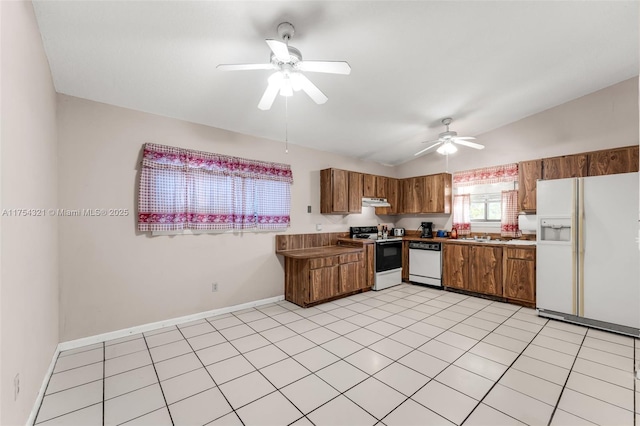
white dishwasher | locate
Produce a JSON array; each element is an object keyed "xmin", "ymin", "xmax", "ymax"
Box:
[{"xmin": 408, "ymin": 241, "xmax": 442, "ymax": 287}]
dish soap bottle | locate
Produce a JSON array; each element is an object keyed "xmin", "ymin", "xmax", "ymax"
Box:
[{"xmin": 450, "ymin": 227, "xmax": 458, "ymax": 239}]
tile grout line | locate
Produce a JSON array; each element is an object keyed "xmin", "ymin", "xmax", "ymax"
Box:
[
  {"xmin": 102, "ymin": 341, "xmax": 105, "ymax": 426},
  {"xmin": 175, "ymin": 323, "xmax": 247, "ymax": 426},
  {"xmin": 141, "ymin": 333, "xmax": 175, "ymax": 426},
  {"xmin": 545, "ymin": 329, "xmax": 588, "ymax": 426},
  {"xmin": 292, "ymin": 290, "xmax": 514, "ymax": 424},
  {"xmin": 456, "ymin": 306, "xmax": 551, "ymax": 426},
  {"xmin": 374, "ymin": 294, "xmax": 529, "ymax": 426},
  {"xmin": 42, "ymin": 284, "xmax": 634, "ymax": 426}
]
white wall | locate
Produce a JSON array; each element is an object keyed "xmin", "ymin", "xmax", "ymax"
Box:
[
  {"xmin": 395, "ymin": 77, "xmax": 639, "ymax": 232},
  {"xmin": 57, "ymin": 95, "xmax": 396, "ymax": 341},
  {"xmin": 0, "ymin": 1, "xmax": 59, "ymax": 424}
]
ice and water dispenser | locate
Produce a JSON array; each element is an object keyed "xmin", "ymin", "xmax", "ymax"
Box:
[{"xmin": 539, "ymin": 218, "xmax": 572, "ymax": 242}]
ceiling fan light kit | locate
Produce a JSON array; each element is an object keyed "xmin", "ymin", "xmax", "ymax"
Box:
[
  {"xmin": 414, "ymin": 117, "xmax": 485, "ymax": 157},
  {"xmin": 217, "ymin": 22, "xmax": 351, "ymax": 110}
]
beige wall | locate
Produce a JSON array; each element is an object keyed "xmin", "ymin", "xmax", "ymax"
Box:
[
  {"xmin": 57, "ymin": 95, "xmax": 395, "ymax": 341},
  {"xmin": 395, "ymin": 77, "xmax": 639, "ymax": 231},
  {"xmin": 1, "ymin": 1, "xmax": 59, "ymax": 425}
]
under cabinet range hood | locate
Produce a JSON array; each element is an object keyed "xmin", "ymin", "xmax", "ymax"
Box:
[{"xmin": 362, "ymin": 197, "xmax": 391, "ymax": 207}]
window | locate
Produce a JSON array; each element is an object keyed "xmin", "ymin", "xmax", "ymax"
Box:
[
  {"xmin": 452, "ymin": 164, "xmax": 519, "ymax": 234},
  {"xmin": 457, "ymin": 182, "xmax": 516, "ymax": 223},
  {"xmin": 138, "ymin": 143, "xmax": 293, "ymax": 233},
  {"xmin": 470, "ymin": 193, "xmax": 502, "ymax": 222}
]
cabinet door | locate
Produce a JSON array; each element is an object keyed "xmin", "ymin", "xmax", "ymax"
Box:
[
  {"xmin": 423, "ymin": 174, "xmax": 451, "ymax": 213},
  {"xmin": 375, "ymin": 176, "xmax": 388, "ymax": 198},
  {"xmin": 443, "ymin": 244, "xmax": 468, "ymax": 289},
  {"xmin": 518, "ymin": 160, "xmax": 542, "ymax": 212},
  {"xmin": 469, "ymin": 246, "xmax": 503, "ymax": 296},
  {"xmin": 319, "ymin": 169, "xmax": 348, "ymax": 213},
  {"xmin": 542, "ymin": 154, "xmax": 588, "ymax": 180},
  {"xmin": 504, "ymin": 258, "xmax": 535, "ymax": 303},
  {"xmin": 363, "ymin": 174, "xmax": 376, "ymax": 198},
  {"xmin": 375, "ymin": 178, "xmax": 399, "ymax": 215},
  {"xmin": 348, "ymin": 172, "xmax": 364, "ymax": 213},
  {"xmin": 388, "ymin": 178, "xmax": 400, "ymax": 214},
  {"xmin": 587, "ymin": 146, "xmax": 639, "ymax": 176},
  {"xmin": 309, "ymin": 265, "xmax": 339, "ymax": 302},
  {"xmin": 339, "ymin": 261, "xmax": 365, "ymax": 293},
  {"xmin": 403, "ymin": 177, "xmax": 425, "ymax": 213}
]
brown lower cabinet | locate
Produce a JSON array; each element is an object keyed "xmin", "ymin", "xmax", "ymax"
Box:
[
  {"xmin": 285, "ymin": 252, "xmax": 367, "ymax": 307},
  {"xmin": 442, "ymin": 244, "xmax": 468, "ymax": 290},
  {"xmin": 503, "ymin": 247, "xmax": 536, "ymax": 303},
  {"xmin": 468, "ymin": 246, "xmax": 503, "ymax": 296},
  {"xmin": 442, "ymin": 242, "xmax": 536, "ymax": 305}
]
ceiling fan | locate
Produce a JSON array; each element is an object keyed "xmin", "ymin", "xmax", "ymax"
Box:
[
  {"xmin": 217, "ymin": 22, "xmax": 351, "ymax": 110},
  {"xmin": 414, "ymin": 118, "xmax": 485, "ymax": 156}
]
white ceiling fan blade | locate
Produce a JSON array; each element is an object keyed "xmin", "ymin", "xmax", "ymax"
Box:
[
  {"xmin": 265, "ymin": 39, "xmax": 290, "ymax": 62},
  {"xmin": 297, "ymin": 74, "xmax": 328, "ymax": 104},
  {"xmin": 414, "ymin": 141, "xmax": 442, "ymax": 156},
  {"xmin": 258, "ymin": 82, "xmax": 280, "ymax": 110},
  {"xmin": 217, "ymin": 63, "xmax": 276, "ymax": 71},
  {"xmin": 296, "ymin": 61, "xmax": 352, "ymax": 75},
  {"xmin": 454, "ymin": 136, "xmax": 476, "ymax": 140},
  {"xmin": 454, "ymin": 140, "xmax": 485, "ymax": 150}
]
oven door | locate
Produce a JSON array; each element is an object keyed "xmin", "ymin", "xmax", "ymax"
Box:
[{"xmin": 375, "ymin": 241, "xmax": 402, "ymax": 272}]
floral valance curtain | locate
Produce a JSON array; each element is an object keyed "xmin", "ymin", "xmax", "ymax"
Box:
[
  {"xmin": 452, "ymin": 194, "xmax": 471, "ymax": 236},
  {"xmin": 138, "ymin": 143, "xmax": 293, "ymax": 231},
  {"xmin": 453, "ymin": 163, "xmax": 518, "ymax": 187},
  {"xmin": 501, "ymin": 190, "xmax": 521, "ymax": 237}
]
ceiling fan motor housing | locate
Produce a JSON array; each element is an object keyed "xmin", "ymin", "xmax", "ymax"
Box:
[
  {"xmin": 277, "ymin": 22, "xmax": 295, "ymax": 42},
  {"xmin": 439, "ymin": 130, "xmax": 457, "ymax": 140}
]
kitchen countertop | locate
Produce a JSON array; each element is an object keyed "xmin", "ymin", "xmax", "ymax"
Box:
[
  {"xmin": 402, "ymin": 235, "xmax": 536, "ymax": 247},
  {"xmin": 279, "ymin": 245, "xmax": 364, "ymax": 259},
  {"xmin": 336, "ymin": 237, "xmax": 376, "ymax": 245}
]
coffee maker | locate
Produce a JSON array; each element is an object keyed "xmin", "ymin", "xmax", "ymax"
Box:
[{"xmin": 420, "ymin": 222, "xmax": 434, "ymax": 238}]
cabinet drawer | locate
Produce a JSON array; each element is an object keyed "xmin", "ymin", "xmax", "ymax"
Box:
[
  {"xmin": 505, "ymin": 248, "xmax": 535, "ymax": 261},
  {"xmin": 309, "ymin": 256, "xmax": 339, "ymax": 269},
  {"xmin": 339, "ymin": 252, "xmax": 363, "ymax": 264}
]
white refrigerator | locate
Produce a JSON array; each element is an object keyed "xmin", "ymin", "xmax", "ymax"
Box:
[{"xmin": 536, "ymin": 172, "xmax": 640, "ymax": 336}]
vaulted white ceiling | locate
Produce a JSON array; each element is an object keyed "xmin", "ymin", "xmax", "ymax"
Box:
[{"xmin": 33, "ymin": 1, "xmax": 638, "ymax": 165}]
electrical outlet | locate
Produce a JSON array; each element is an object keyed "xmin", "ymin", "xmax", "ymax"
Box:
[
  {"xmin": 212, "ymin": 282, "xmax": 218, "ymax": 292},
  {"xmin": 14, "ymin": 373, "xmax": 19, "ymax": 401},
  {"xmin": 307, "ymin": 205, "xmax": 312, "ymax": 213}
]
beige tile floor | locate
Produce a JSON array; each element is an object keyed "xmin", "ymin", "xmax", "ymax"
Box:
[{"xmin": 34, "ymin": 284, "xmax": 639, "ymax": 425}]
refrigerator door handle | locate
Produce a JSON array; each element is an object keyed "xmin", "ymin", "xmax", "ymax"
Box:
[
  {"xmin": 571, "ymin": 179, "xmax": 578, "ymax": 316},
  {"xmin": 578, "ymin": 178, "xmax": 585, "ymax": 317}
]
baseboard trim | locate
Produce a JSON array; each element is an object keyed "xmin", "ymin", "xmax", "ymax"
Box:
[
  {"xmin": 58, "ymin": 294, "xmax": 285, "ymax": 351},
  {"xmin": 27, "ymin": 346, "xmax": 60, "ymax": 426},
  {"xmin": 29, "ymin": 294, "xmax": 285, "ymax": 424}
]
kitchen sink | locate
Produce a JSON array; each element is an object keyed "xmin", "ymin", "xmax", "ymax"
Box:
[
  {"xmin": 454, "ymin": 238, "xmax": 536, "ymax": 246},
  {"xmin": 503, "ymin": 240, "xmax": 536, "ymax": 246}
]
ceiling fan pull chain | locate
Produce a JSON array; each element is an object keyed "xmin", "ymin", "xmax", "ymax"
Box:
[{"xmin": 285, "ymin": 96, "xmax": 289, "ymax": 154}]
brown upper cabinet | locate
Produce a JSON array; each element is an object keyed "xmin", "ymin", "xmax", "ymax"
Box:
[
  {"xmin": 587, "ymin": 146, "xmax": 639, "ymax": 176},
  {"xmin": 363, "ymin": 174, "xmax": 376, "ymax": 198},
  {"xmin": 320, "ymin": 169, "xmax": 363, "ymax": 214},
  {"xmin": 518, "ymin": 160, "xmax": 542, "ymax": 213},
  {"xmin": 402, "ymin": 173, "xmax": 452, "ymax": 214},
  {"xmin": 363, "ymin": 174, "xmax": 389, "ymax": 199},
  {"xmin": 375, "ymin": 178, "xmax": 400, "ymax": 215},
  {"xmin": 542, "ymin": 154, "xmax": 588, "ymax": 180}
]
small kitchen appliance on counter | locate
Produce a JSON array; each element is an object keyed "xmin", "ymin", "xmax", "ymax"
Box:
[
  {"xmin": 349, "ymin": 226, "xmax": 402, "ymax": 291},
  {"xmin": 420, "ymin": 222, "xmax": 434, "ymax": 238},
  {"xmin": 392, "ymin": 228, "xmax": 405, "ymax": 237}
]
